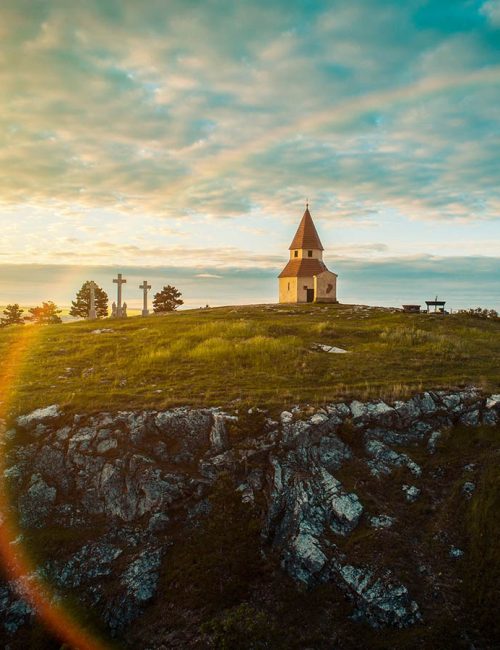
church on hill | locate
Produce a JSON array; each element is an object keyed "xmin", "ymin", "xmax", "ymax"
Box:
[{"xmin": 278, "ymin": 205, "xmax": 338, "ymax": 304}]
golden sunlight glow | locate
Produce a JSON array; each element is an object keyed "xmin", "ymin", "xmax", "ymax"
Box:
[{"xmin": 0, "ymin": 326, "xmax": 109, "ymax": 650}]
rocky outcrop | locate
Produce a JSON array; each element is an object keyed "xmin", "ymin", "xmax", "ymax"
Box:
[{"xmin": 1, "ymin": 388, "xmax": 498, "ymax": 642}]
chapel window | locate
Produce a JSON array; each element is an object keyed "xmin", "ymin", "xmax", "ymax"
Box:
[
  {"xmin": 308, "ymin": 250, "xmax": 313, "ymax": 257},
  {"xmin": 294, "ymin": 250, "xmax": 298, "ymax": 258}
]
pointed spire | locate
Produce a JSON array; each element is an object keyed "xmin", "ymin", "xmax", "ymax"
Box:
[{"xmin": 288, "ymin": 205, "xmax": 324, "ymax": 251}]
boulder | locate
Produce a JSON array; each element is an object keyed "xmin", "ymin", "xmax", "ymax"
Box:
[
  {"xmin": 335, "ymin": 563, "xmax": 421, "ymax": 628},
  {"xmin": 402, "ymin": 485, "xmax": 421, "ymax": 503},
  {"xmin": 365, "ymin": 440, "xmax": 421, "ymax": 478},
  {"xmin": 209, "ymin": 413, "xmax": 229, "ymax": 453},
  {"xmin": 16, "ymin": 405, "xmax": 61, "ymax": 430}
]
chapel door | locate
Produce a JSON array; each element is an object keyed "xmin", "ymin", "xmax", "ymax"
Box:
[{"xmin": 306, "ymin": 288, "xmax": 314, "ymax": 303}]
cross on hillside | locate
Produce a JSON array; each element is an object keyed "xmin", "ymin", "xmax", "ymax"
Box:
[
  {"xmin": 140, "ymin": 280, "xmax": 151, "ymax": 317},
  {"xmin": 113, "ymin": 273, "xmax": 127, "ymax": 317},
  {"xmin": 88, "ymin": 281, "xmax": 97, "ymax": 320}
]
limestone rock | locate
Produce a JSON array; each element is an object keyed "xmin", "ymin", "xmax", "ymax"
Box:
[
  {"xmin": 462, "ymin": 481, "xmax": 476, "ymax": 499},
  {"xmin": 105, "ymin": 549, "xmax": 162, "ymax": 633},
  {"xmin": 402, "ymin": 485, "xmax": 421, "ymax": 503},
  {"xmin": 335, "ymin": 563, "xmax": 421, "ymax": 628},
  {"xmin": 369, "ymin": 515, "xmax": 395, "ymax": 529},
  {"xmin": 50, "ymin": 541, "xmax": 123, "ymax": 588},
  {"xmin": 486, "ymin": 394, "xmax": 500, "ymax": 410},
  {"xmin": 365, "ymin": 440, "xmax": 421, "ymax": 478},
  {"xmin": 19, "ymin": 474, "xmax": 56, "ymax": 528},
  {"xmin": 209, "ymin": 413, "xmax": 229, "ymax": 453},
  {"xmin": 427, "ymin": 431, "xmax": 441, "ymax": 454},
  {"xmin": 16, "ymin": 405, "xmax": 61, "ymax": 429}
]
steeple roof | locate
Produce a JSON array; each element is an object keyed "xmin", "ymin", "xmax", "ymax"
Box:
[{"xmin": 289, "ymin": 206, "xmax": 324, "ymax": 251}]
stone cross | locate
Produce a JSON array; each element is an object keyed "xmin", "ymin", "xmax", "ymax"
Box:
[
  {"xmin": 88, "ymin": 281, "xmax": 97, "ymax": 320},
  {"xmin": 113, "ymin": 273, "xmax": 127, "ymax": 317},
  {"xmin": 139, "ymin": 280, "xmax": 151, "ymax": 317}
]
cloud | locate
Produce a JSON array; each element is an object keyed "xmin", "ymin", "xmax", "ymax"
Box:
[
  {"xmin": 0, "ymin": 0, "xmax": 498, "ymax": 268},
  {"xmin": 481, "ymin": 0, "xmax": 500, "ymax": 27},
  {"xmin": 195, "ymin": 273, "xmax": 223, "ymax": 279},
  {"xmin": 1, "ymin": 257, "xmax": 498, "ymax": 311}
]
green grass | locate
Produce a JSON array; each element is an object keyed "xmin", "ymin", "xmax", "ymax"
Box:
[{"xmin": 1, "ymin": 303, "xmax": 499, "ymax": 416}]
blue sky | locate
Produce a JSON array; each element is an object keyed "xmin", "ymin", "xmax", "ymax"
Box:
[{"xmin": 0, "ymin": 0, "xmax": 499, "ymax": 308}]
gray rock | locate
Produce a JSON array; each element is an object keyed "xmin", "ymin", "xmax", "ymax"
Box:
[
  {"xmin": 96, "ymin": 438, "xmax": 118, "ymax": 454},
  {"xmin": 393, "ymin": 399, "xmax": 421, "ymax": 425},
  {"xmin": 309, "ymin": 412, "xmax": 329, "ymax": 426},
  {"xmin": 326, "ymin": 403, "xmax": 350, "ymax": 420},
  {"xmin": 121, "ymin": 548, "xmax": 162, "ymax": 602},
  {"xmin": 1, "ymin": 585, "xmax": 34, "ymax": 634},
  {"xmin": 462, "ymin": 481, "xmax": 476, "ymax": 499},
  {"xmin": 482, "ymin": 409, "xmax": 498, "ymax": 426},
  {"xmin": 449, "ymin": 546, "xmax": 464, "ymax": 559},
  {"xmin": 147, "ymin": 512, "xmax": 170, "ymax": 533},
  {"xmin": 366, "ymin": 440, "xmax": 421, "ymax": 478},
  {"xmin": 336, "ymin": 563, "xmax": 420, "ymax": 628},
  {"xmin": 105, "ymin": 548, "xmax": 162, "ymax": 633},
  {"xmin": 210, "ymin": 413, "xmax": 229, "ymax": 453},
  {"xmin": 459, "ymin": 410, "xmax": 480, "ymax": 427},
  {"xmin": 369, "ymin": 515, "xmax": 395, "ymax": 529},
  {"xmin": 286, "ymin": 531, "xmax": 328, "ymax": 584},
  {"xmin": 51, "ymin": 541, "xmax": 123, "ymax": 588},
  {"xmin": 16, "ymin": 405, "xmax": 61, "ymax": 429},
  {"xmin": 441, "ymin": 393, "xmax": 462, "ymax": 412},
  {"xmin": 402, "ymin": 485, "xmax": 421, "ymax": 503},
  {"xmin": 486, "ymin": 394, "xmax": 500, "ymax": 410},
  {"xmin": 350, "ymin": 400, "xmax": 368, "ymax": 425},
  {"xmin": 418, "ymin": 392, "xmax": 437, "ymax": 415},
  {"xmin": 312, "ymin": 435, "xmax": 352, "ymax": 472},
  {"xmin": 427, "ymin": 431, "xmax": 441, "ymax": 454},
  {"xmin": 19, "ymin": 474, "xmax": 57, "ymax": 527}
]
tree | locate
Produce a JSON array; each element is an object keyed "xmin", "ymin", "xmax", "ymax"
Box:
[
  {"xmin": 27, "ymin": 301, "xmax": 62, "ymax": 324},
  {"xmin": 153, "ymin": 285, "xmax": 183, "ymax": 313},
  {"xmin": 0, "ymin": 304, "xmax": 25, "ymax": 327},
  {"xmin": 69, "ymin": 281, "xmax": 109, "ymax": 319}
]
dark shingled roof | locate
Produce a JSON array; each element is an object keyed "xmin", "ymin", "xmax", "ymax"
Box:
[
  {"xmin": 278, "ymin": 258, "xmax": 328, "ymax": 278},
  {"xmin": 289, "ymin": 207, "xmax": 324, "ymax": 251}
]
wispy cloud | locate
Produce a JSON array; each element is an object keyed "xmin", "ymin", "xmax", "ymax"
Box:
[{"xmin": 0, "ymin": 0, "xmax": 498, "ymax": 271}]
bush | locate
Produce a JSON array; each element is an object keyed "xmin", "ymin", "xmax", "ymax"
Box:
[
  {"xmin": 70, "ymin": 281, "xmax": 108, "ymax": 319},
  {"xmin": 26, "ymin": 302, "xmax": 62, "ymax": 324},
  {"xmin": 0, "ymin": 303, "xmax": 25, "ymax": 327},
  {"xmin": 457, "ymin": 307, "xmax": 498, "ymax": 320},
  {"xmin": 153, "ymin": 285, "xmax": 183, "ymax": 313}
]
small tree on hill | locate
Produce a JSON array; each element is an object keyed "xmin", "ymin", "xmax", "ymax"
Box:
[
  {"xmin": 153, "ymin": 285, "xmax": 183, "ymax": 313},
  {"xmin": 0, "ymin": 304, "xmax": 25, "ymax": 327},
  {"xmin": 70, "ymin": 281, "xmax": 109, "ymax": 319},
  {"xmin": 27, "ymin": 301, "xmax": 62, "ymax": 324}
]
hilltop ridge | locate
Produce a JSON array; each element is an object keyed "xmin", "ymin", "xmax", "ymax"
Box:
[{"xmin": 0, "ymin": 303, "xmax": 499, "ymax": 417}]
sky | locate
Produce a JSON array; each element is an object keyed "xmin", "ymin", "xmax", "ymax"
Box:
[{"xmin": 0, "ymin": 0, "xmax": 499, "ymax": 309}]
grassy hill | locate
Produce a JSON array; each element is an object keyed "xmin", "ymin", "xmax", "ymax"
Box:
[{"xmin": 1, "ymin": 303, "xmax": 499, "ymax": 416}]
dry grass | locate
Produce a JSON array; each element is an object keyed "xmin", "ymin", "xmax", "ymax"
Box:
[{"xmin": 0, "ymin": 303, "xmax": 498, "ymax": 417}]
